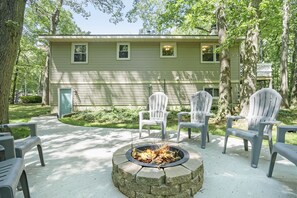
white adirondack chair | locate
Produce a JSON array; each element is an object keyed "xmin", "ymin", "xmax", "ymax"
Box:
[
  {"xmin": 177, "ymin": 91, "xmax": 213, "ymax": 149},
  {"xmin": 223, "ymin": 88, "xmax": 282, "ymax": 168},
  {"xmin": 139, "ymin": 92, "xmax": 169, "ymax": 140}
]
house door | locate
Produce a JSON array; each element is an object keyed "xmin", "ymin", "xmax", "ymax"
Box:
[{"xmin": 59, "ymin": 88, "xmax": 72, "ymax": 118}]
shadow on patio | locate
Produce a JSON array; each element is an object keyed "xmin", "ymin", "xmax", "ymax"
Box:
[{"xmin": 16, "ymin": 116, "xmax": 297, "ymax": 198}]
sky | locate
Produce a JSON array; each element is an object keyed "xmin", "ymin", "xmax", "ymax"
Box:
[{"xmin": 72, "ymin": 1, "xmax": 143, "ymax": 34}]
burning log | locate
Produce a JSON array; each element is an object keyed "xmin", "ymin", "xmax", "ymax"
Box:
[{"xmin": 131, "ymin": 144, "xmax": 181, "ymax": 165}]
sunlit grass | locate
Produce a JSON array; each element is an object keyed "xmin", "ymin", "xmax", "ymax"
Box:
[{"xmin": 8, "ymin": 104, "xmax": 51, "ymax": 139}]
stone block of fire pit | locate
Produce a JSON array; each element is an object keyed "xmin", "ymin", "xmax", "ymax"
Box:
[{"xmin": 112, "ymin": 143, "xmax": 204, "ymax": 198}]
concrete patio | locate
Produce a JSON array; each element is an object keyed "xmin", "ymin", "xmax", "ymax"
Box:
[{"xmin": 16, "ymin": 116, "xmax": 297, "ymax": 198}]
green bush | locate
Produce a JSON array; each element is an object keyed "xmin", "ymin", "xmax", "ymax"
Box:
[{"xmin": 20, "ymin": 95, "xmax": 42, "ymax": 103}]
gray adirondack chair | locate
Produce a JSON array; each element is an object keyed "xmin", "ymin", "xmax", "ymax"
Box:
[
  {"xmin": 267, "ymin": 125, "xmax": 297, "ymax": 177},
  {"xmin": 223, "ymin": 88, "xmax": 282, "ymax": 168},
  {"xmin": 0, "ymin": 136, "xmax": 30, "ymax": 198},
  {"xmin": 177, "ymin": 91, "xmax": 213, "ymax": 149},
  {"xmin": 139, "ymin": 92, "xmax": 169, "ymax": 140},
  {"xmin": 0, "ymin": 123, "xmax": 45, "ymax": 166}
]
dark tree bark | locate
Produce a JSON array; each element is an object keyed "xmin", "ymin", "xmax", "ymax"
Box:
[
  {"xmin": 239, "ymin": 0, "xmax": 261, "ymax": 116},
  {"xmin": 291, "ymin": 26, "xmax": 297, "ymax": 105},
  {"xmin": 215, "ymin": 3, "xmax": 232, "ymax": 121},
  {"xmin": 10, "ymin": 49, "xmax": 21, "ymax": 104},
  {"xmin": 0, "ymin": 0, "xmax": 27, "ymax": 124},
  {"xmin": 280, "ymin": 0, "xmax": 290, "ymax": 108}
]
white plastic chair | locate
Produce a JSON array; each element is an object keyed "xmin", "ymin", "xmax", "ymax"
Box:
[{"xmin": 139, "ymin": 92, "xmax": 169, "ymax": 140}]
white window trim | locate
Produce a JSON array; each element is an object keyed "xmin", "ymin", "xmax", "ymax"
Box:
[
  {"xmin": 201, "ymin": 43, "xmax": 220, "ymax": 63},
  {"xmin": 160, "ymin": 42, "xmax": 177, "ymax": 58},
  {"xmin": 117, "ymin": 42, "xmax": 130, "ymax": 60},
  {"xmin": 203, "ymin": 87, "xmax": 219, "ymax": 99},
  {"xmin": 71, "ymin": 43, "xmax": 88, "ymax": 64}
]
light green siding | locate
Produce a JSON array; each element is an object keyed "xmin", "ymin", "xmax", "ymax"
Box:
[{"xmin": 49, "ymin": 41, "xmax": 240, "ymax": 112}]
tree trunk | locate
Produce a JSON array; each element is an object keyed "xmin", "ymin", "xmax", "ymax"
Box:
[
  {"xmin": 291, "ymin": 26, "xmax": 297, "ymax": 106},
  {"xmin": 0, "ymin": 0, "xmax": 27, "ymax": 124},
  {"xmin": 216, "ymin": 3, "xmax": 232, "ymax": 121},
  {"xmin": 10, "ymin": 49, "xmax": 21, "ymax": 104},
  {"xmin": 280, "ymin": 0, "xmax": 290, "ymax": 108},
  {"xmin": 239, "ymin": 0, "xmax": 261, "ymax": 116},
  {"xmin": 42, "ymin": 0, "xmax": 63, "ymax": 105}
]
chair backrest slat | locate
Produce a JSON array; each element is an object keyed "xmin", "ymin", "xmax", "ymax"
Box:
[
  {"xmin": 248, "ymin": 88, "xmax": 282, "ymax": 133},
  {"xmin": 149, "ymin": 92, "xmax": 168, "ymax": 120},
  {"xmin": 190, "ymin": 91, "xmax": 212, "ymax": 123}
]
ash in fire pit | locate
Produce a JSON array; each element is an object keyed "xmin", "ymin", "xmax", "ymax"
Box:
[{"xmin": 126, "ymin": 144, "xmax": 189, "ymax": 168}]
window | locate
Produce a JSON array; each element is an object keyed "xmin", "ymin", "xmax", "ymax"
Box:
[
  {"xmin": 204, "ymin": 87, "xmax": 219, "ymax": 98},
  {"xmin": 71, "ymin": 43, "xmax": 88, "ymax": 63},
  {"xmin": 201, "ymin": 44, "xmax": 219, "ymax": 63},
  {"xmin": 160, "ymin": 43, "xmax": 177, "ymax": 58},
  {"xmin": 117, "ymin": 43, "xmax": 130, "ymax": 60}
]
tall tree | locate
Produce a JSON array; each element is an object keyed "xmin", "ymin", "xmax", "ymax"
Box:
[
  {"xmin": 291, "ymin": 24, "xmax": 297, "ymax": 105},
  {"xmin": 239, "ymin": 0, "xmax": 261, "ymax": 116},
  {"xmin": 280, "ymin": 0, "xmax": 290, "ymax": 107},
  {"xmin": 0, "ymin": 0, "xmax": 27, "ymax": 124},
  {"xmin": 215, "ymin": 2, "xmax": 232, "ymax": 120}
]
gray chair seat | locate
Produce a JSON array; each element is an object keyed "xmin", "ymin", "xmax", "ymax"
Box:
[
  {"xmin": 179, "ymin": 122, "xmax": 205, "ymax": 129},
  {"xmin": 268, "ymin": 125, "xmax": 297, "ymax": 177},
  {"xmin": 273, "ymin": 143, "xmax": 297, "ymax": 164},
  {"xmin": 226, "ymin": 128, "xmax": 258, "ymax": 140},
  {"xmin": 15, "ymin": 136, "xmax": 42, "ymax": 156}
]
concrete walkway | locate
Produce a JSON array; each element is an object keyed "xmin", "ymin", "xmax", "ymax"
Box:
[{"xmin": 16, "ymin": 116, "xmax": 297, "ymax": 198}]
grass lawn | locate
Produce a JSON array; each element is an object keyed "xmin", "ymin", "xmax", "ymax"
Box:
[
  {"xmin": 8, "ymin": 104, "xmax": 51, "ymax": 139},
  {"xmin": 60, "ymin": 107, "xmax": 297, "ymax": 145},
  {"xmin": 6, "ymin": 104, "xmax": 297, "ymax": 145}
]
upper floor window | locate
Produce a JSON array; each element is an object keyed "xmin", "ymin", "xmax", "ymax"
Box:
[
  {"xmin": 160, "ymin": 43, "xmax": 177, "ymax": 58},
  {"xmin": 71, "ymin": 43, "xmax": 88, "ymax": 63},
  {"xmin": 201, "ymin": 44, "xmax": 219, "ymax": 63},
  {"xmin": 204, "ymin": 87, "xmax": 219, "ymax": 98},
  {"xmin": 117, "ymin": 43, "xmax": 130, "ymax": 60}
]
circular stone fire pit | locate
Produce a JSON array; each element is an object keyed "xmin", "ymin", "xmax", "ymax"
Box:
[{"xmin": 112, "ymin": 143, "xmax": 204, "ymax": 198}]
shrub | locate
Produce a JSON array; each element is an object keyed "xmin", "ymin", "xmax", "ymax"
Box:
[{"xmin": 20, "ymin": 95, "xmax": 42, "ymax": 103}]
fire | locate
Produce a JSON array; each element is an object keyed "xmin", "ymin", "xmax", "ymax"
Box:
[{"xmin": 131, "ymin": 144, "xmax": 181, "ymax": 165}]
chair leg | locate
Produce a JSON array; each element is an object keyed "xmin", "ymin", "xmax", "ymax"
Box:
[
  {"xmin": 222, "ymin": 135, "xmax": 229, "ymax": 154},
  {"xmin": 207, "ymin": 131, "xmax": 210, "ymax": 142},
  {"xmin": 268, "ymin": 139, "xmax": 273, "ymax": 154},
  {"xmin": 20, "ymin": 170, "xmax": 30, "ymax": 198},
  {"xmin": 267, "ymin": 152, "xmax": 278, "ymax": 177},
  {"xmin": 244, "ymin": 139, "xmax": 248, "ymax": 151},
  {"xmin": 251, "ymin": 140, "xmax": 262, "ymax": 168},
  {"xmin": 177, "ymin": 125, "xmax": 181, "ymax": 142},
  {"xmin": 201, "ymin": 128, "xmax": 207, "ymax": 149},
  {"xmin": 37, "ymin": 145, "xmax": 45, "ymax": 166},
  {"xmin": 139, "ymin": 124, "xmax": 142, "ymax": 138},
  {"xmin": 161, "ymin": 123, "xmax": 165, "ymax": 140},
  {"xmin": 188, "ymin": 128, "xmax": 191, "ymax": 139}
]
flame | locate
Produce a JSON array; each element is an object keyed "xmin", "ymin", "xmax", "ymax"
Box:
[{"xmin": 132, "ymin": 144, "xmax": 181, "ymax": 165}]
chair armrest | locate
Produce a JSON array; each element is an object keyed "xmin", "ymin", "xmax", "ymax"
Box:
[
  {"xmin": 276, "ymin": 125, "xmax": 297, "ymax": 143},
  {"xmin": 139, "ymin": 111, "xmax": 149, "ymax": 120},
  {"xmin": 226, "ymin": 116, "xmax": 245, "ymax": 128},
  {"xmin": 0, "ymin": 122, "xmax": 37, "ymax": 136},
  {"xmin": 258, "ymin": 121, "xmax": 281, "ymax": 137},
  {"xmin": 177, "ymin": 112, "xmax": 190, "ymax": 123}
]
